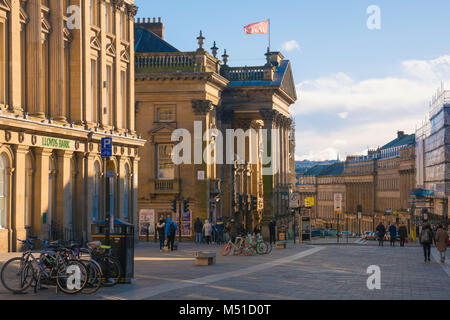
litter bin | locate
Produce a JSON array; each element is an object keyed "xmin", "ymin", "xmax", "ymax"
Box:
[{"xmin": 91, "ymin": 219, "xmax": 135, "ymax": 284}]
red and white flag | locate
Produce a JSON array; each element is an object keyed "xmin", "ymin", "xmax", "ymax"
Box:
[{"xmin": 244, "ymin": 19, "xmax": 269, "ymax": 35}]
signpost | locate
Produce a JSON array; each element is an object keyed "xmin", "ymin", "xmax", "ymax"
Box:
[{"xmin": 101, "ymin": 137, "xmax": 113, "ymax": 245}]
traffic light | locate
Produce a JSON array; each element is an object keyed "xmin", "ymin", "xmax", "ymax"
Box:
[
  {"xmin": 171, "ymin": 199, "xmax": 177, "ymax": 213},
  {"xmin": 251, "ymin": 196, "xmax": 257, "ymax": 211},
  {"xmin": 183, "ymin": 199, "xmax": 190, "ymax": 213}
]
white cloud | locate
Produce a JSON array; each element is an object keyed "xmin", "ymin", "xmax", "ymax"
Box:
[
  {"xmin": 281, "ymin": 40, "xmax": 301, "ymax": 52},
  {"xmin": 293, "ymin": 55, "xmax": 450, "ymax": 161},
  {"xmin": 338, "ymin": 112, "xmax": 349, "ymax": 119}
]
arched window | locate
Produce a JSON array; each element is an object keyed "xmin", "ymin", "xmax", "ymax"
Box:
[
  {"xmin": 93, "ymin": 162, "xmax": 100, "ymax": 222},
  {"xmin": 123, "ymin": 164, "xmax": 129, "ymax": 220},
  {"xmin": 0, "ymin": 154, "xmax": 8, "ymax": 229}
]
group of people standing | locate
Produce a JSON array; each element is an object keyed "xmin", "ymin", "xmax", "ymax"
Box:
[
  {"xmin": 376, "ymin": 221, "xmax": 449, "ymax": 264},
  {"xmin": 193, "ymin": 218, "xmax": 226, "ymax": 245},
  {"xmin": 156, "ymin": 217, "xmax": 178, "ymax": 252}
]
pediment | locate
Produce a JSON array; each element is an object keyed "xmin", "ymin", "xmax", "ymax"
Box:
[
  {"xmin": 148, "ymin": 124, "xmax": 177, "ymax": 136},
  {"xmin": 120, "ymin": 47, "xmax": 130, "ymax": 63},
  {"xmin": 0, "ymin": 0, "xmax": 11, "ymax": 11},
  {"xmin": 19, "ymin": 7, "xmax": 29, "ymax": 24},
  {"xmin": 280, "ymin": 61, "xmax": 298, "ymax": 102}
]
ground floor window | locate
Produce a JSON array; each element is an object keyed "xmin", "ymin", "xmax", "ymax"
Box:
[{"xmin": 0, "ymin": 154, "xmax": 8, "ymax": 229}]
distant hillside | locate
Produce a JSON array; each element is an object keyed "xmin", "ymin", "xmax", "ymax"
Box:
[{"xmin": 295, "ymin": 160, "xmax": 340, "ymax": 173}]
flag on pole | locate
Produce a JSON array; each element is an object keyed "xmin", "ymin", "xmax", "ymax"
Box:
[{"xmin": 244, "ymin": 19, "xmax": 269, "ymax": 35}]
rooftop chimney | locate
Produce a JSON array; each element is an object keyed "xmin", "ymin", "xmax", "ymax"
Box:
[
  {"xmin": 265, "ymin": 50, "xmax": 285, "ymax": 67},
  {"xmin": 397, "ymin": 131, "xmax": 405, "ymax": 139},
  {"xmin": 135, "ymin": 17, "xmax": 165, "ymax": 39}
]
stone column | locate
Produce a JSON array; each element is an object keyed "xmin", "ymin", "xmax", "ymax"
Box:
[
  {"xmin": 260, "ymin": 110, "xmax": 277, "ymax": 238},
  {"xmin": 73, "ymin": 152, "xmax": 87, "ymax": 241},
  {"xmin": 192, "ymin": 99, "xmax": 213, "ymax": 220},
  {"xmin": 220, "ymin": 109, "xmax": 234, "ymax": 220},
  {"xmin": 9, "ymin": 0, "xmax": 22, "ymax": 113},
  {"xmin": 26, "ymin": 0, "xmax": 43, "ymax": 117},
  {"xmin": 33, "ymin": 148, "xmax": 52, "ymax": 238},
  {"xmin": 85, "ymin": 154, "xmax": 97, "ymax": 240},
  {"xmin": 49, "ymin": 0, "xmax": 66, "ymax": 122},
  {"xmin": 118, "ymin": 156, "xmax": 126, "ymax": 220},
  {"xmin": 127, "ymin": 5, "xmax": 138, "ymax": 134},
  {"xmin": 12, "ymin": 146, "xmax": 29, "ymax": 251},
  {"xmin": 132, "ymin": 157, "xmax": 139, "ymax": 242},
  {"xmin": 55, "ymin": 150, "xmax": 74, "ymax": 234}
]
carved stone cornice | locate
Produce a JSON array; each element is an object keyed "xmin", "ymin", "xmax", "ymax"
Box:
[
  {"xmin": 192, "ymin": 100, "xmax": 213, "ymax": 116},
  {"xmin": 112, "ymin": 0, "xmax": 125, "ymax": 10},
  {"xmin": 126, "ymin": 4, "xmax": 138, "ymax": 18},
  {"xmin": 259, "ymin": 110, "xmax": 277, "ymax": 126}
]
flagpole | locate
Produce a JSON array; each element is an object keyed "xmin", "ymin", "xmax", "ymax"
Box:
[{"xmin": 268, "ymin": 18, "xmax": 271, "ymax": 52}]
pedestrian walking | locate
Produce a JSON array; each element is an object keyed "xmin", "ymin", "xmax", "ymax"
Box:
[
  {"xmin": 224, "ymin": 221, "xmax": 231, "ymax": 242},
  {"xmin": 420, "ymin": 224, "xmax": 434, "ymax": 262},
  {"xmin": 389, "ymin": 224, "xmax": 397, "ymax": 247},
  {"xmin": 398, "ymin": 224, "xmax": 408, "ymax": 247},
  {"xmin": 194, "ymin": 217, "xmax": 203, "ymax": 244},
  {"xmin": 165, "ymin": 217, "xmax": 177, "ymax": 252},
  {"xmin": 203, "ymin": 220, "xmax": 213, "ymax": 244},
  {"xmin": 376, "ymin": 222, "xmax": 386, "ymax": 247},
  {"xmin": 435, "ymin": 224, "xmax": 448, "ymax": 264},
  {"xmin": 269, "ymin": 220, "xmax": 276, "ymax": 245},
  {"xmin": 156, "ymin": 218, "xmax": 166, "ymax": 251},
  {"xmin": 216, "ymin": 218, "xmax": 225, "ymax": 244}
]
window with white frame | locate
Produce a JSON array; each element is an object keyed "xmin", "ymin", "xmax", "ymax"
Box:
[{"xmin": 157, "ymin": 144, "xmax": 174, "ymax": 180}]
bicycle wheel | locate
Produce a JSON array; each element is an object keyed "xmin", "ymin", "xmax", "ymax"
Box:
[
  {"xmin": 80, "ymin": 259, "xmax": 102, "ymax": 295},
  {"xmin": 1, "ymin": 257, "xmax": 34, "ymax": 293},
  {"xmin": 100, "ymin": 257, "xmax": 121, "ymax": 287},
  {"xmin": 256, "ymin": 242, "xmax": 267, "ymax": 255},
  {"xmin": 222, "ymin": 243, "xmax": 232, "ymax": 256},
  {"xmin": 56, "ymin": 260, "xmax": 88, "ymax": 294}
]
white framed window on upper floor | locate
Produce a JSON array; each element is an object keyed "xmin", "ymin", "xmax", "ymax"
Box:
[{"xmin": 155, "ymin": 105, "xmax": 176, "ymax": 123}]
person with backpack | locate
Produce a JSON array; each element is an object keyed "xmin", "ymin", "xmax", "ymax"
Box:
[
  {"xmin": 420, "ymin": 224, "xmax": 434, "ymax": 262},
  {"xmin": 376, "ymin": 222, "xmax": 386, "ymax": 247},
  {"xmin": 156, "ymin": 218, "xmax": 166, "ymax": 252},
  {"xmin": 165, "ymin": 217, "xmax": 178, "ymax": 252},
  {"xmin": 435, "ymin": 224, "xmax": 448, "ymax": 264},
  {"xmin": 389, "ymin": 224, "xmax": 397, "ymax": 247},
  {"xmin": 215, "ymin": 218, "xmax": 225, "ymax": 245}
]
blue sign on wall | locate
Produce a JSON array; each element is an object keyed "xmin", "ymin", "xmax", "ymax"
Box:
[{"xmin": 101, "ymin": 137, "xmax": 113, "ymax": 157}]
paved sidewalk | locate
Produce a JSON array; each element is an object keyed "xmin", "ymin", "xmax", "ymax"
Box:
[{"xmin": 0, "ymin": 242, "xmax": 449, "ymax": 300}]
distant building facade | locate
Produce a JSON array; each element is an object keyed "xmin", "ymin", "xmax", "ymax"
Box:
[{"xmin": 296, "ymin": 131, "xmax": 416, "ymax": 233}]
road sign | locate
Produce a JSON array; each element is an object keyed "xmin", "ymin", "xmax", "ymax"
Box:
[
  {"xmin": 106, "ymin": 160, "xmax": 115, "ymax": 178},
  {"xmin": 101, "ymin": 137, "xmax": 113, "ymax": 157},
  {"xmin": 305, "ymin": 197, "xmax": 315, "ymax": 208},
  {"xmin": 289, "ymin": 192, "xmax": 300, "ymax": 208},
  {"xmin": 334, "ymin": 193, "xmax": 343, "ymax": 214}
]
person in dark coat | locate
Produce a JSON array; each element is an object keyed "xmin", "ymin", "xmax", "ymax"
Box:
[
  {"xmin": 194, "ymin": 218, "xmax": 203, "ymax": 244},
  {"xmin": 420, "ymin": 224, "xmax": 434, "ymax": 262},
  {"xmin": 156, "ymin": 218, "xmax": 166, "ymax": 251},
  {"xmin": 215, "ymin": 218, "xmax": 225, "ymax": 244},
  {"xmin": 398, "ymin": 224, "xmax": 408, "ymax": 247},
  {"xmin": 389, "ymin": 224, "xmax": 397, "ymax": 247},
  {"xmin": 376, "ymin": 222, "xmax": 386, "ymax": 247},
  {"xmin": 269, "ymin": 220, "xmax": 276, "ymax": 245}
]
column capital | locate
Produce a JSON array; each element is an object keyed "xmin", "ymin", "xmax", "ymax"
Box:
[
  {"xmin": 259, "ymin": 110, "xmax": 278, "ymax": 127},
  {"xmin": 34, "ymin": 147, "xmax": 54, "ymax": 157},
  {"xmin": 56, "ymin": 149, "xmax": 74, "ymax": 158},
  {"xmin": 192, "ymin": 99, "xmax": 213, "ymax": 116}
]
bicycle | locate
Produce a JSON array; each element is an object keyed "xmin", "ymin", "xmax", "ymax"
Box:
[
  {"xmin": 222, "ymin": 235, "xmax": 247, "ymax": 256},
  {"xmin": 88, "ymin": 241, "xmax": 121, "ymax": 287},
  {"xmin": 1, "ymin": 239, "xmax": 88, "ymax": 294}
]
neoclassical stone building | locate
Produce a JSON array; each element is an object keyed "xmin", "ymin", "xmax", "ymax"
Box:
[
  {"xmin": 0, "ymin": 0, "xmax": 144, "ymax": 252},
  {"xmin": 134, "ymin": 19, "xmax": 297, "ymax": 239}
]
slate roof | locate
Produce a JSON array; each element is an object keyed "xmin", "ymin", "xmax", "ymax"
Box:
[
  {"xmin": 302, "ymin": 165, "xmax": 330, "ymax": 176},
  {"xmin": 319, "ymin": 163, "xmax": 344, "ymax": 176},
  {"xmin": 134, "ymin": 27, "xmax": 179, "ymax": 53},
  {"xmin": 381, "ymin": 133, "xmax": 415, "ymax": 150}
]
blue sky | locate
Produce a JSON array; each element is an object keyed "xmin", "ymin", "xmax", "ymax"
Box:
[{"xmin": 134, "ymin": 0, "xmax": 450, "ymax": 160}]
